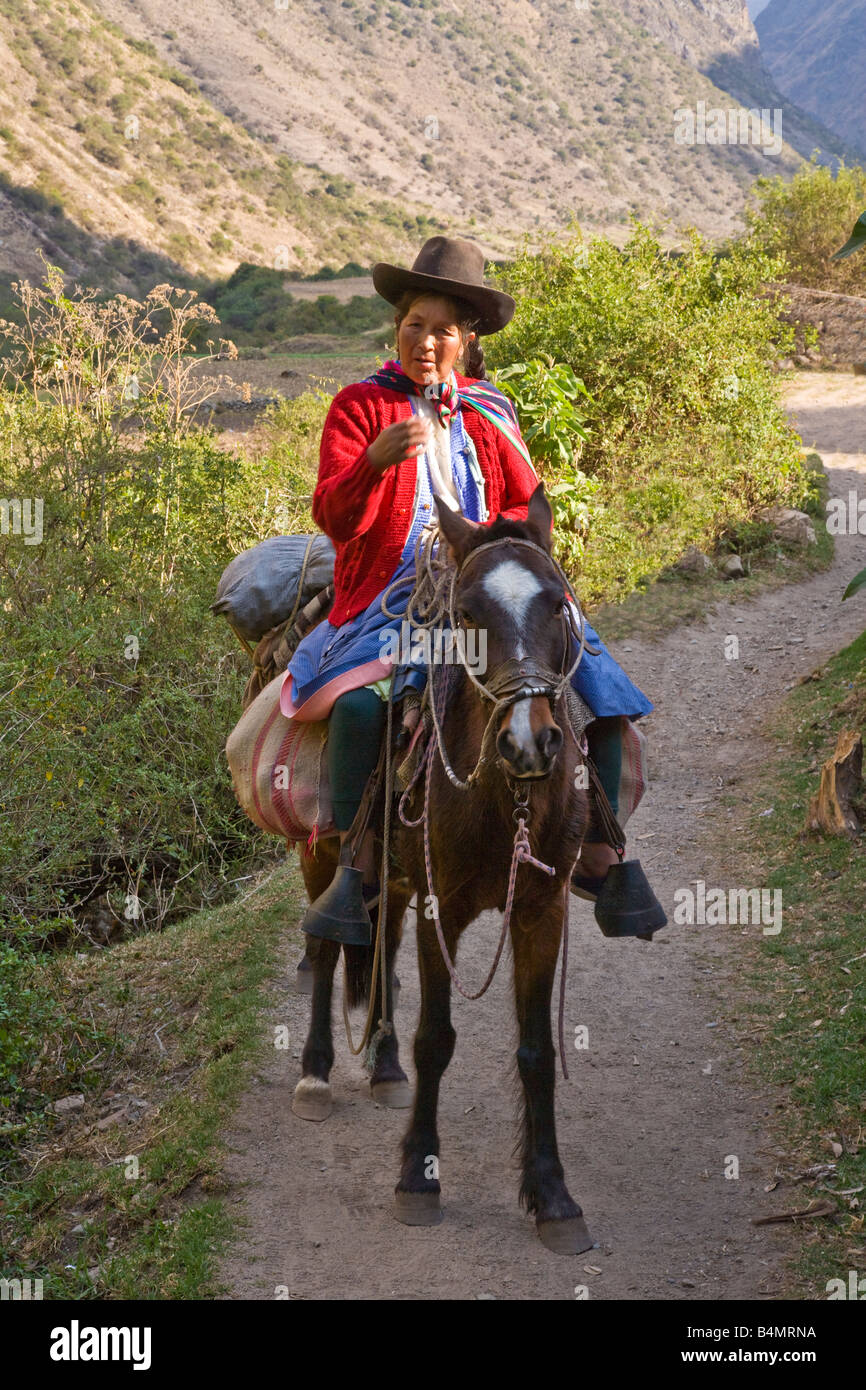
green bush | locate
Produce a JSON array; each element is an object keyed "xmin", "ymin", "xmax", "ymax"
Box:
[
  {"xmin": 126, "ymin": 36, "xmax": 158, "ymax": 58},
  {"xmin": 164, "ymin": 68, "xmax": 198, "ymax": 95},
  {"xmin": 0, "ymin": 401, "xmax": 255, "ymax": 950},
  {"xmin": 0, "ymin": 272, "xmax": 322, "ymax": 953},
  {"xmin": 197, "ymin": 262, "xmax": 389, "ymax": 344},
  {"xmin": 744, "ymin": 157, "xmax": 866, "ymax": 295},
  {"xmin": 495, "ymin": 358, "xmax": 598, "ymax": 568},
  {"xmin": 487, "ymin": 223, "xmax": 813, "ymax": 602}
]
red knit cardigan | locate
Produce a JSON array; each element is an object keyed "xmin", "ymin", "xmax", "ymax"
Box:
[{"xmin": 313, "ymin": 373, "xmax": 540, "ymax": 626}]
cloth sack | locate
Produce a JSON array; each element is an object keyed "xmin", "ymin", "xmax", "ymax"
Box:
[
  {"xmin": 226, "ymin": 674, "xmax": 335, "ymax": 845},
  {"xmin": 212, "ymin": 534, "xmax": 336, "ymax": 646},
  {"xmin": 619, "ymin": 716, "xmax": 648, "ymax": 826}
]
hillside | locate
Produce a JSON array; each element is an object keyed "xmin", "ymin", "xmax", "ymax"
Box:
[
  {"xmin": 94, "ymin": 0, "xmax": 850, "ymax": 236},
  {"xmin": 0, "ymin": 0, "xmax": 442, "ymax": 295},
  {"xmin": 756, "ymin": 0, "xmax": 866, "ymax": 159},
  {"xmin": 0, "ymin": 0, "xmax": 856, "ymax": 297}
]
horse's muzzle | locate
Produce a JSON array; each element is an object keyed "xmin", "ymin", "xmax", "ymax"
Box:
[{"xmin": 496, "ymin": 715, "xmax": 563, "ymax": 779}]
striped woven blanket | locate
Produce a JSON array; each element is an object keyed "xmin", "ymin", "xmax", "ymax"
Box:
[{"xmin": 226, "ymin": 674, "xmax": 336, "ymax": 848}]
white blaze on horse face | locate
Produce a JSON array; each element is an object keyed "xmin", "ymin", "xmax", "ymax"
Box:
[
  {"xmin": 508, "ymin": 694, "xmax": 535, "ymax": 751},
  {"xmin": 481, "ymin": 558, "xmax": 543, "ymax": 660}
]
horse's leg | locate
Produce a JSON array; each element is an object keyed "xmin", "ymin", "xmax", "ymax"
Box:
[
  {"xmin": 292, "ymin": 842, "xmax": 340, "ymax": 1122},
  {"xmin": 393, "ymin": 915, "xmax": 458, "ymax": 1227},
  {"xmin": 512, "ymin": 890, "xmax": 594, "ymax": 1254},
  {"xmin": 295, "ymin": 952, "xmax": 313, "ymax": 994},
  {"xmin": 367, "ymin": 881, "xmax": 412, "ymax": 1108},
  {"xmin": 294, "ymin": 836, "xmax": 341, "ymax": 994}
]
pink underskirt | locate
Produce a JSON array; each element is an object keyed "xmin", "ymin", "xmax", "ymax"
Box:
[{"xmin": 279, "ymin": 658, "xmax": 394, "ymax": 722}]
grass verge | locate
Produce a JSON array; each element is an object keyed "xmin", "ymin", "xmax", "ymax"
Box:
[
  {"xmin": 1, "ymin": 856, "xmax": 303, "ymax": 1299},
  {"xmin": 593, "ymin": 453, "xmax": 832, "ymax": 643},
  {"xmin": 741, "ymin": 630, "xmax": 866, "ymax": 1297}
]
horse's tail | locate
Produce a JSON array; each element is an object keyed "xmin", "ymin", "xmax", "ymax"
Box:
[{"xmin": 342, "ymin": 943, "xmax": 373, "ymax": 1010}]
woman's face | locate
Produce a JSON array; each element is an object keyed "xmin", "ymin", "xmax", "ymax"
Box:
[{"xmin": 396, "ymin": 294, "xmax": 467, "ymax": 385}]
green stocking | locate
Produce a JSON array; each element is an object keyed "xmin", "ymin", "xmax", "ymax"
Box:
[
  {"xmin": 327, "ymin": 687, "xmax": 387, "ymax": 832},
  {"xmin": 585, "ymin": 715, "xmax": 622, "ymax": 822}
]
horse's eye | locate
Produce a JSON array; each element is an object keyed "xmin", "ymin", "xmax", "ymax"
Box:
[
  {"xmin": 553, "ymin": 597, "xmax": 564, "ymax": 616},
  {"xmin": 458, "ymin": 607, "xmax": 475, "ymax": 624}
]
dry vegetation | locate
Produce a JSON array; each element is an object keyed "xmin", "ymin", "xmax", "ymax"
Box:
[{"xmin": 0, "ymin": 0, "xmax": 441, "ymax": 294}]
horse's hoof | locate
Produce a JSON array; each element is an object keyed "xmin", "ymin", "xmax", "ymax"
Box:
[
  {"xmin": 291, "ymin": 1076, "xmax": 332, "ymax": 1122},
  {"xmin": 295, "ymin": 956, "xmax": 313, "ymax": 995},
  {"xmin": 370, "ymin": 1078, "xmax": 413, "ymax": 1108},
  {"xmin": 393, "ymin": 1190, "xmax": 443, "ymax": 1226},
  {"xmin": 536, "ymin": 1215, "xmax": 594, "ymax": 1255}
]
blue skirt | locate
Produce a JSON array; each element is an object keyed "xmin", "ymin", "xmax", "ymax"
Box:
[
  {"xmin": 285, "ymin": 561, "xmax": 420, "ymax": 713},
  {"xmin": 286, "ymin": 560, "xmax": 652, "ymax": 720}
]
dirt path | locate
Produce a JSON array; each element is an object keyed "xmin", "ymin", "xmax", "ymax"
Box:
[{"xmin": 218, "ymin": 371, "xmax": 866, "ymax": 1301}]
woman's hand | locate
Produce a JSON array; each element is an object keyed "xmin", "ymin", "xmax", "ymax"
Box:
[{"xmin": 366, "ymin": 417, "xmax": 432, "ymax": 473}]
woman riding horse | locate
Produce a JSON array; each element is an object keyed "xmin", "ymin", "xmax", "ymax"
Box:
[{"xmin": 281, "ymin": 236, "xmax": 662, "ymax": 938}]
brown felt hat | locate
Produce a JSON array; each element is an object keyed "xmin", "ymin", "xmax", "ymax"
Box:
[{"xmin": 372, "ymin": 236, "xmax": 515, "ymax": 335}]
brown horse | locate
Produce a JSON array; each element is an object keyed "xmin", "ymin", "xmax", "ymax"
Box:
[{"xmin": 293, "ymin": 484, "xmax": 594, "ymax": 1254}]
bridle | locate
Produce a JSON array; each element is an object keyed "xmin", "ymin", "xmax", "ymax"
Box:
[
  {"xmin": 449, "ymin": 534, "xmax": 596, "ymax": 702},
  {"xmin": 427, "ymin": 532, "xmax": 598, "ymax": 790}
]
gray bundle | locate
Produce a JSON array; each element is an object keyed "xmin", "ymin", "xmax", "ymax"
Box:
[{"xmin": 211, "ymin": 534, "xmax": 336, "ymax": 645}]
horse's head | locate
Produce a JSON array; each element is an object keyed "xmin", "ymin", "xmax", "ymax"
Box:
[{"xmin": 435, "ymin": 484, "xmax": 569, "ymax": 780}]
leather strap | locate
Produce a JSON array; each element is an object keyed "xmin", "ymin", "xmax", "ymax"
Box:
[{"xmin": 585, "ymin": 756, "xmax": 626, "ymax": 856}]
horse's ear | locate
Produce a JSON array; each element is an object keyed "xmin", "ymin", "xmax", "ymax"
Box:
[
  {"xmin": 434, "ymin": 497, "xmax": 477, "ymax": 565},
  {"xmin": 526, "ymin": 482, "xmax": 553, "ymax": 550}
]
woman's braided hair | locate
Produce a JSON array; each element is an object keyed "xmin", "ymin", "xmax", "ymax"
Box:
[{"xmin": 393, "ymin": 291, "xmax": 488, "ymax": 381}]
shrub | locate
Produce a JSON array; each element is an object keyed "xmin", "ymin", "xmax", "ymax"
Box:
[
  {"xmin": 324, "ymin": 175, "xmax": 355, "ymax": 199},
  {"xmin": 196, "ymin": 263, "xmax": 389, "ymax": 344},
  {"xmin": 126, "ymin": 37, "xmax": 158, "ymax": 58},
  {"xmin": 495, "ymin": 358, "xmax": 598, "ymax": 568},
  {"xmin": 487, "ymin": 223, "xmax": 813, "ymax": 602},
  {"xmin": 0, "ymin": 268, "xmax": 321, "ymax": 951},
  {"xmin": 164, "ymin": 68, "xmax": 199, "ymax": 95},
  {"xmin": 744, "ymin": 158, "xmax": 866, "ymax": 296}
]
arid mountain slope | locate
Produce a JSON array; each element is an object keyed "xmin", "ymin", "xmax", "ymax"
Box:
[
  {"xmin": 0, "ymin": 0, "xmax": 855, "ymax": 293},
  {"xmin": 0, "ymin": 0, "xmax": 439, "ymax": 293},
  {"xmin": 756, "ymin": 0, "xmax": 866, "ymax": 158},
  {"xmin": 95, "ymin": 0, "xmax": 848, "ymax": 235}
]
